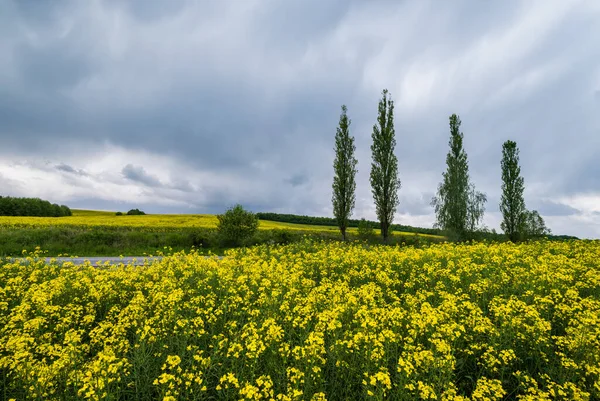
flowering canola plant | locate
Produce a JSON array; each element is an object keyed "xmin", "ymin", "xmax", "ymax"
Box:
[
  {"xmin": 0, "ymin": 210, "xmax": 444, "ymax": 239},
  {"xmin": 1, "ymin": 240, "xmax": 599, "ymax": 400}
]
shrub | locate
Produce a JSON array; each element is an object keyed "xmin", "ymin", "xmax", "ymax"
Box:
[
  {"xmin": 357, "ymin": 218, "xmax": 375, "ymax": 240},
  {"xmin": 189, "ymin": 229, "xmax": 218, "ymax": 248},
  {"xmin": 217, "ymin": 204, "xmax": 259, "ymax": 246},
  {"xmin": 115, "ymin": 212, "xmax": 123, "ymax": 216},
  {"xmin": 126, "ymin": 209, "xmax": 146, "ymax": 215}
]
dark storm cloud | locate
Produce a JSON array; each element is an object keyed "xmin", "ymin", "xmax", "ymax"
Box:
[
  {"xmin": 1, "ymin": 0, "xmax": 600, "ymax": 237},
  {"xmin": 0, "ymin": 0, "xmax": 361, "ymax": 169},
  {"xmin": 121, "ymin": 164, "xmax": 163, "ymax": 188}
]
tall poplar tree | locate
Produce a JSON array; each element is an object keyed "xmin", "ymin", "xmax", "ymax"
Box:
[
  {"xmin": 500, "ymin": 140, "xmax": 526, "ymax": 242},
  {"xmin": 332, "ymin": 105, "xmax": 358, "ymax": 240},
  {"xmin": 432, "ymin": 114, "xmax": 486, "ymax": 240},
  {"xmin": 370, "ymin": 89, "xmax": 400, "ymax": 241}
]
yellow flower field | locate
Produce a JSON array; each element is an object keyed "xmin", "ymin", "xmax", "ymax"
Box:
[
  {"xmin": 1, "ymin": 240, "xmax": 599, "ymax": 400},
  {"xmin": 0, "ymin": 210, "xmax": 444, "ymax": 239}
]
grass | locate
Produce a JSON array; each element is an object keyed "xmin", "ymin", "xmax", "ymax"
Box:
[{"xmin": 0, "ymin": 209, "xmax": 445, "ymax": 257}]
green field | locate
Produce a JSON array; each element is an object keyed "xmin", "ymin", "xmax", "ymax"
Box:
[{"xmin": 0, "ymin": 210, "xmax": 445, "ymax": 257}]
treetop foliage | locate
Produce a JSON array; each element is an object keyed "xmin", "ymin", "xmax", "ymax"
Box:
[
  {"xmin": 0, "ymin": 196, "xmax": 72, "ymax": 217},
  {"xmin": 500, "ymin": 140, "xmax": 527, "ymax": 242},
  {"xmin": 126, "ymin": 209, "xmax": 146, "ymax": 215},
  {"xmin": 499, "ymin": 140, "xmax": 551, "ymax": 241},
  {"xmin": 370, "ymin": 89, "xmax": 400, "ymax": 241},
  {"xmin": 432, "ymin": 114, "xmax": 487, "ymax": 240},
  {"xmin": 332, "ymin": 104, "xmax": 358, "ymax": 240}
]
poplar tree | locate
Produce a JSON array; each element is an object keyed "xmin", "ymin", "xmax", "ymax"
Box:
[
  {"xmin": 432, "ymin": 114, "xmax": 486, "ymax": 240},
  {"xmin": 370, "ymin": 89, "xmax": 400, "ymax": 241},
  {"xmin": 500, "ymin": 140, "xmax": 526, "ymax": 242},
  {"xmin": 332, "ymin": 105, "xmax": 358, "ymax": 240}
]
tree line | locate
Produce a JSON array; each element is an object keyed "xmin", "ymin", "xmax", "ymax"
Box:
[
  {"xmin": 255, "ymin": 212, "xmax": 444, "ymax": 236},
  {"xmin": 0, "ymin": 196, "xmax": 72, "ymax": 217},
  {"xmin": 332, "ymin": 89, "xmax": 551, "ymax": 242}
]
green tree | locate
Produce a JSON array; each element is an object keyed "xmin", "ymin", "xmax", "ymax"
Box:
[
  {"xmin": 332, "ymin": 105, "xmax": 358, "ymax": 240},
  {"xmin": 522, "ymin": 209, "xmax": 551, "ymax": 239},
  {"xmin": 370, "ymin": 89, "xmax": 400, "ymax": 242},
  {"xmin": 467, "ymin": 183, "xmax": 488, "ymax": 233},
  {"xmin": 0, "ymin": 196, "xmax": 72, "ymax": 217},
  {"xmin": 431, "ymin": 114, "xmax": 486, "ymax": 240},
  {"xmin": 217, "ymin": 204, "xmax": 259, "ymax": 246},
  {"xmin": 500, "ymin": 140, "xmax": 526, "ymax": 242}
]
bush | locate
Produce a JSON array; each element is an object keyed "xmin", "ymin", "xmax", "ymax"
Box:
[
  {"xmin": 126, "ymin": 209, "xmax": 146, "ymax": 216},
  {"xmin": 357, "ymin": 218, "xmax": 375, "ymax": 240},
  {"xmin": 217, "ymin": 204, "xmax": 259, "ymax": 246},
  {"xmin": 115, "ymin": 212, "xmax": 123, "ymax": 216}
]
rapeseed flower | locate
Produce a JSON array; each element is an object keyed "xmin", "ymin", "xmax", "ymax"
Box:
[{"xmin": 0, "ymin": 239, "xmax": 598, "ymax": 399}]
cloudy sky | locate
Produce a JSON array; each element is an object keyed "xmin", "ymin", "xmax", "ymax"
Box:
[{"xmin": 1, "ymin": 0, "xmax": 599, "ymax": 238}]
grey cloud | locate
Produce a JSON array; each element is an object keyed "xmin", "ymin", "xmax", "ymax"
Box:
[
  {"xmin": 0, "ymin": 173, "xmax": 23, "ymax": 194},
  {"xmin": 55, "ymin": 163, "xmax": 88, "ymax": 176},
  {"xmin": 121, "ymin": 164, "xmax": 196, "ymax": 193},
  {"xmin": 116, "ymin": 0, "xmax": 189, "ymax": 23},
  {"xmin": 1, "ymin": 0, "xmax": 600, "ymax": 238},
  {"xmin": 532, "ymin": 200, "xmax": 580, "ymax": 217},
  {"xmin": 122, "ymin": 164, "xmax": 163, "ymax": 188},
  {"xmin": 397, "ymin": 192, "xmax": 436, "ymax": 216},
  {"xmin": 169, "ymin": 179, "xmax": 195, "ymax": 193},
  {"xmin": 286, "ymin": 174, "xmax": 309, "ymax": 187},
  {"xmin": 16, "ymin": 39, "xmax": 94, "ymax": 91}
]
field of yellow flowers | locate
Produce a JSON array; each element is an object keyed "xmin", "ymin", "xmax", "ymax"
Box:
[
  {"xmin": 0, "ymin": 210, "xmax": 444, "ymax": 239},
  {"xmin": 1, "ymin": 240, "xmax": 599, "ymax": 400}
]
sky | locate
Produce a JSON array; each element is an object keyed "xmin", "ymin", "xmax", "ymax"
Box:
[{"xmin": 1, "ymin": 0, "xmax": 599, "ymax": 238}]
